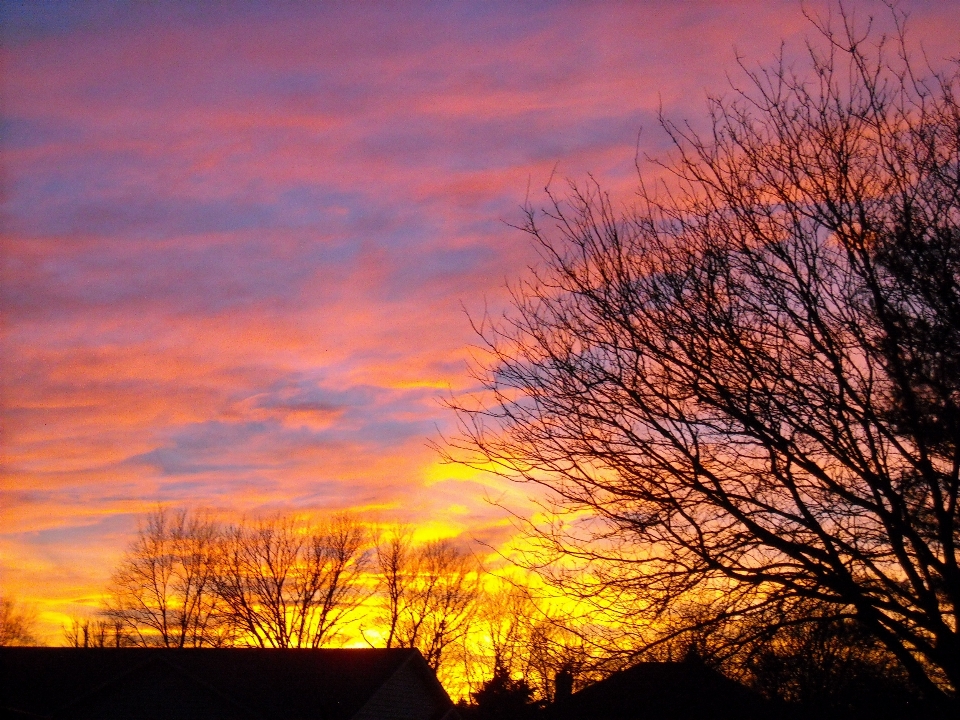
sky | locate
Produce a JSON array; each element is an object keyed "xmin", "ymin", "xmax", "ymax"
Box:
[{"xmin": 2, "ymin": 0, "xmax": 959, "ymax": 642}]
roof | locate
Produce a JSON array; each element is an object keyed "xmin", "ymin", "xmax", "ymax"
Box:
[
  {"xmin": 0, "ymin": 647, "xmax": 454, "ymax": 720},
  {"xmin": 550, "ymin": 658, "xmax": 767, "ymax": 720}
]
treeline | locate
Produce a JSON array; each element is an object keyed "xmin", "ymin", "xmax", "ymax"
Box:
[
  {"xmin": 62, "ymin": 507, "xmax": 590, "ymax": 701},
  {"xmin": 60, "ymin": 507, "xmax": 923, "ymax": 715},
  {"xmin": 0, "ymin": 504, "xmax": 915, "ymax": 714},
  {"xmin": 86, "ymin": 509, "xmax": 373, "ymax": 651}
]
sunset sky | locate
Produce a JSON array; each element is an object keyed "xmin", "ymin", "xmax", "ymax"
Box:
[{"xmin": 3, "ymin": 0, "xmax": 959, "ymax": 642}]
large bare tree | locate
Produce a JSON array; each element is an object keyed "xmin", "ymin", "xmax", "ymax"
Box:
[{"xmin": 448, "ymin": 8, "xmax": 960, "ymax": 703}]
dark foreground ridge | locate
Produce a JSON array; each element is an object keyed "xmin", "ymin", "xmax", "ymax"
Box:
[{"xmin": 0, "ymin": 647, "xmax": 456, "ymax": 720}]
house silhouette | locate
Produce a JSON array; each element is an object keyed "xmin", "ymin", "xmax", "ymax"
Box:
[
  {"xmin": 549, "ymin": 654, "xmax": 767, "ymax": 720},
  {"xmin": 0, "ymin": 647, "xmax": 456, "ymax": 720}
]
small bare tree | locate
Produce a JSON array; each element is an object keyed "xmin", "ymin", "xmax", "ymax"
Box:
[
  {"xmin": 214, "ymin": 514, "xmax": 369, "ymax": 648},
  {"xmin": 370, "ymin": 529, "xmax": 480, "ymax": 672},
  {"xmin": 371, "ymin": 525, "xmax": 416, "ymax": 650},
  {"xmin": 0, "ymin": 594, "xmax": 38, "ymax": 646},
  {"xmin": 397, "ymin": 539, "xmax": 480, "ymax": 672},
  {"xmin": 471, "ymin": 583, "xmax": 596, "ymax": 704},
  {"xmin": 105, "ymin": 507, "xmax": 227, "ymax": 647},
  {"xmin": 63, "ymin": 615, "xmax": 127, "ymax": 648},
  {"xmin": 477, "ymin": 585, "xmax": 535, "ymax": 684}
]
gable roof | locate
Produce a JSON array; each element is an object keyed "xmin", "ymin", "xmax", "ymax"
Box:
[
  {"xmin": 550, "ymin": 658, "xmax": 767, "ymax": 720},
  {"xmin": 0, "ymin": 647, "xmax": 454, "ymax": 720}
]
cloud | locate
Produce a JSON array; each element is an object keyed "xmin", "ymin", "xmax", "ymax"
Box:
[{"xmin": 3, "ymin": 0, "xmax": 959, "ymax": 641}]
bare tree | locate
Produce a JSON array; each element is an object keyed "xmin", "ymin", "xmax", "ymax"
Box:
[
  {"xmin": 397, "ymin": 539, "xmax": 480, "ymax": 672},
  {"xmin": 215, "ymin": 514, "xmax": 369, "ymax": 648},
  {"xmin": 370, "ymin": 524, "xmax": 416, "ymax": 649},
  {"xmin": 304, "ymin": 514, "xmax": 373, "ymax": 647},
  {"xmin": 743, "ymin": 600, "xmax": 914, "ymax": 712},
  {"xmin": 105, "ymin": 507, "xmax": 228, "ymax": 647},
  {"xmin": 471, "ymin": 583, "xmax": 597, "ymax": 704},
  {"xmin": 0, "ymin": 594, "xmax": 38, "ymax": 646},
  {"xmin": 448, "ymin": 7, "xmax": 960, "ymax": 703},
  {"xmin": 369, "ymin": 529, "xmax": 479, "ymax": 672},
  {"xmin": 476, "ymin": 585, "xmax": 535, "ymax": 686},
  {"xmin": 63, "ymin": 615, "xmax": 127, "ymax": 648}
]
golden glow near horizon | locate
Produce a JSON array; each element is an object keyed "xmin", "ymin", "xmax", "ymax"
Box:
[{"xmin": 3, "ymin": 2, "xmax": 960, "ymax": 692}]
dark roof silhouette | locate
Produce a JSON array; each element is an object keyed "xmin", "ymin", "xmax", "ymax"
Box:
[
  {"xmin": 550, "ymin": 656, "xmax": 767, "ymax": 720},
  {"xmin": 0, "ymin": 647, "xmax": 455, "ymax": 720}
]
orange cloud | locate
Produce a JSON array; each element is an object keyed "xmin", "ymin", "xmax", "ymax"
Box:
[{"xmin": 3, "ymin": 0, "xmax": 959, "ymax": 644}]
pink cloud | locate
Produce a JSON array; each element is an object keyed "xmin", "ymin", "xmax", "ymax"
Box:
[{"xmin": 3, "ymin": 0, "xmax": 958, "ymax": 640}]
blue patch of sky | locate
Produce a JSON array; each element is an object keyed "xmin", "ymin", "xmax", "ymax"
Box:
[
  {"xmin": 0, "ymin": 116, "xmax": 91, "ymax": 152},
  {"xmin": 0, "ymin": 508, "xmax": 133, "ymax": 545},
  {"xmin": 124, "ymin": 378, "xmax": 440, "ymax": 476},
  {"xmin": 251, "ymin": 379, "xmax": 372, "ymax": 414},
  {"xmin": 8, "ymin": 173, "xmax": 393, "ymax": 241},
  {"xmin": 1, "ymin": 0, "xmax": 279, "ymax": 43}
]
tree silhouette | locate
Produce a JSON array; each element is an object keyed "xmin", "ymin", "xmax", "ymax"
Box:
[
  {"xmin": 105, "ymin": 507, "xmax": 228, "ymax": 647},
  {"xmin": 370, "ymin": 528, "xmax": 479, "ymax": 672},
  {"xmin": 63, "ymin": 615, "xmax": 127, "ymax": 647},
  {"xmin": 471, "ymin": 664, "xmax": 535, "ymax": 720},
  {"xmin": 448, "ymin": 6, "xmax": 960, "ymax": 704},
  {"xmin": 214, "ymin": 513, "xmax": 370, "ymax": 648},
  {"xmin": 746, "ymin": 611, "xmax": 913, "ymax": 715},
  {"xmin": 0, "ymin": 594, "xmax": 37, "ymax": 646}
]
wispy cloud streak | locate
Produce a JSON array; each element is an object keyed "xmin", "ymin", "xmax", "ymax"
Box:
[{"xmin": 2, "ymin": 0, "xmax": 957, "ymax": 637}]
